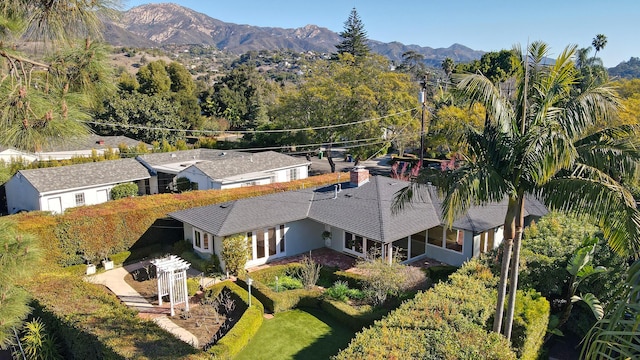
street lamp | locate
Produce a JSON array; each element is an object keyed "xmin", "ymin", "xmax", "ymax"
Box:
[
  {"xmin": 247, "ymin": 277, "xmax": 253, "ymax": 307},
  {"xmin": 419, "ymin": 75, "xmax": 428, "ymax": 163}
]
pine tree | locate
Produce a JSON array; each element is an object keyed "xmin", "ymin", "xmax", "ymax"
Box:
[{"xmin": 335, "ymin": 8, "xmax": 370, "ymax": 57}]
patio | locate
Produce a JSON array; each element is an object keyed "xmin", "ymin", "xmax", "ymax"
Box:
[{"xmin": 247, "ymin": 247, "xmax": 447, "ymax": 273}]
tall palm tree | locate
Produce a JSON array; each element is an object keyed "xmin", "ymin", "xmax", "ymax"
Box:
[
  {"xmin": 396, "ymin": 41, "xmax": 640, "ymax": 340},
  {"xmin": 592, "ymin": 34, "xmax": 608, "ymax": 59}
]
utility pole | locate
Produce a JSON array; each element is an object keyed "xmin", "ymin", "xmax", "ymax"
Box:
[{"xmin": 419, "ymin": 75, "xmax": 428, "ymax": 164}]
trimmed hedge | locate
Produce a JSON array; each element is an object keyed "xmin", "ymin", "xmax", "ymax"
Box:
[
  {"xmin": 335, "ymin": 260, "xmax": 549, "ymax": 359},
  {"xmin": 320, "ymin": 299, "xmax": 389, "ymax": 331},
  {"xmin": 26, "ymin": 272, "xmax": 208, "ymax": 360},
  {"xmin": 110, "ymin": 250, "xmax": 131, "ymax": 266},
  {"xmin": 12, "ymin": 173, "xmax": 342, "ymax": 268},
  {"xmin": 511, "ymin": 290, "xmax": 550, "ymax": 360},
  {"xmin": 237, "ymin": 273, "xmax": 321, "ymax": 313},
  {"xmin": 205, "ymin": 281, "xmax": 264, "ymax": 359}
]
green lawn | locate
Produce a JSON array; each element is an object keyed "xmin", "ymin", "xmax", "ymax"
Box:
[{"xmin": 234, "ymin": 308, "xmax": 355, "ymax": 360}]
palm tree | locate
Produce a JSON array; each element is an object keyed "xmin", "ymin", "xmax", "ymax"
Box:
[
  {"xmin": 396, "ymin": 41, "xmax": 640, "ymax": 340},
  {"xmin": 441, "ymin": 57, "xmax": 455, "ymax": 79},
  {"xmin": 592, "ymin": 34, "xmax": 608, "ymax": 59}
]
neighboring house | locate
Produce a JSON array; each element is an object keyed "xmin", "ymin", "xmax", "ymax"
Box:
[
  {"xmin": 0, "ymin": 146, "xmax": 37, "ymax": 163},
  {"xmin": 169, "ymin": 167, "xmax": 548, "ymax": 269},
  {"xmin": 0, "ymin": 134, "xmax": 148, "ymax": 163},
  {"xmin": 136, "ymin": 149, "xmax": 310, "ymax": 194},
  {"xmin": 35, "ymin": 134, "xmax": 149, "ymax": 161},
  {"xmin": 5, "ymin": 158, "xmax": 150, "ymax": 214}
]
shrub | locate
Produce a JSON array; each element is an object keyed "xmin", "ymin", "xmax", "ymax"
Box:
[
  {"xmin": 424, "ymin": 265, "xmax": 457, "ymax": 283},
  {"xmin": 237, "ymin": 274, "xmax": 321, "ymax": 313},
  {"xmin": 179, "ymin": 251, "xmax": 210, "ymax": 273},
  {"xmin": 325, "ymin": 281, "xmax": 351, "ymax": 302},
  {"xmin": 355, "ymin": 257, "xmax": 425, "ymax": 305},
  {"xmin": 320, "ymin": 298, "xmax": 390, "ymax": 331},
  {"xmin": 269, "ymin": 275, "xmax": 303, "ymax": 291},
  {"xmin": 13, "ymin": 173, "xmax": 342, "ymax": 268},
  {"xmin": 110, "ymin": 250, "xmax": 131, "ymax": 266},
  {"xmin": 175, "ymin": 177, "xmax": 193, "ymax": 193},
  {"xmin": 297, "ymin": 255, "xmax": 322, "ymax": 289},
  {"xmin": 186, "ymin": 278, "xmax": 200, "ymax": 296},
  {"xmin": 335, "ymin": 260, "xmax": 548, "ymax": 359},
  {"xmin": 511, "ymin": 290, "xmax": 550, "ymax": 360},
  {"xmin": 221, "ymin": 233, "xmax": 248, "ymax": 276},
  {"xmin": 110, "ymin": 182, "xmax": 138, "ymax": 200}
]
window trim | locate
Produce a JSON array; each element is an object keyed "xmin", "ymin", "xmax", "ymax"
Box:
[{"xmin": 75, "ymin": 192, "xmax": 85, "ymax": 206}]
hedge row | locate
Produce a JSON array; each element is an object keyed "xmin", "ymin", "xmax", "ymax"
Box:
[
  {"xmin": 12, "ymin": 173, "xmax": 342, "ymax": 267},
  {"xmin": 335, "ymin": 260, "xmax": 549, "ymax": 359},
  {"xmin": 320, "ymin": 299, "xmax": 389, "ymax": 331},
  {"xmin": 26, "ymin": 272, "xmax": 208, "ymax": 360},
  {"xmin": 237, "ymin": 273, "xmax": 321, "ymax": 313},
  {"xmin": 204, "ymin": 280, "xmax": 264, "ymax": 359}
]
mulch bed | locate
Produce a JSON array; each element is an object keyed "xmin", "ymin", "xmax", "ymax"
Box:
[{"xmin": 124, "ymin": 267, "xmax": 243, "ymax": 349}]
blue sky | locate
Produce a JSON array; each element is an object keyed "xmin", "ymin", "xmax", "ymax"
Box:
[{"xmin": 125, "ymin": 1, "xmax": 639, "ymax": 68}]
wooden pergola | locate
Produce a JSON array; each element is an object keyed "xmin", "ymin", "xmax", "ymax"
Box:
[{"xmin": 151, "ymin": 255, "xmax": 191, "ymax": 316}]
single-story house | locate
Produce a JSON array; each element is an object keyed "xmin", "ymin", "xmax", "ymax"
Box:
[
  {"xmin": 136, "ymin": 149, "xmax": 310, "ymax": 194},
  {"xmin": 0, "ymin": 146, "xmax": 37, "ymax": 163},
  {"xmin": 5, "ymin": 158, "xmax": 150, "ymax": 214},
  {"xmin": 169, "ymin": 167, "xmax": 548, "ymax": 269},
  {"xmin": 0, "ymin": 134, "xmax": 149, "ymax": 163}
]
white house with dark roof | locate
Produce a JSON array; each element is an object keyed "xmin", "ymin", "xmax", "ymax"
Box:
[
  {"xmin": 5, "ymin": 158, "xmax": 150, "ymax": 214},
  {"xmin": 136, "ymin": 149, "xmax": 310, "ymax": 194},
  {"xmin": 169, "ymin": 167, "xmax": 548, "ymax": 268}
]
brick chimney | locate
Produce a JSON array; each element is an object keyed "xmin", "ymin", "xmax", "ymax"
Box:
[{"xmin": 350, "ymin": 166, "xmax": 370, "ymax": 187}]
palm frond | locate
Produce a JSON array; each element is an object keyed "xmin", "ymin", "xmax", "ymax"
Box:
[{"xmin": 581, "ymin": 260, "xmax": 640, "ymax": 359}]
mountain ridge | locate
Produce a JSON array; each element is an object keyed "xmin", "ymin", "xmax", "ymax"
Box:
[{"xmin": 104, "ymin": 3, "xmax": 485, "ymax": 66}]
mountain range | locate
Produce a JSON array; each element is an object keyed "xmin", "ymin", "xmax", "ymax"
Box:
[{"xmin": 104, "ymin": 3, "xmax": 485, "ymax": 66}]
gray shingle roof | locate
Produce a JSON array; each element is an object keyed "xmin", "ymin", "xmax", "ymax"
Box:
[
  {"xmin": 170, "ymin": 190, "xmax": 314, "ymax": 237},
  {"xmin": 38, "ymin": 134, "xmax": 148, "ymax": 152},
  {"xmin": 191, "ymin": 151, "xmax": 310, "ymax": 180},
  {"xmin": 17, "ymin": 158, "xmax": 150, "ymax": 193},
  {"xmin": 307, "ymin": 177, "xmax": 442, "ymax": 242},
  {"xmin": 136, "ymin": 149, "xmax": 246, "ymax": 166},
  {"xmin": 169, "ymin": 175, "xmax": 548, "ymax": 242}
]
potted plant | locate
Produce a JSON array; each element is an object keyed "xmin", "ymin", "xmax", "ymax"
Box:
[
  {"xmin": 86, "ymin": 263, "xmax": 97, "ymax": 275},
  {"xmin": 322, "ymin": 230, "xmax": 332, "ymax": 247},
  {"xmin": 102, "ymin": 258, "xmax": 114, "ymax": 271}
]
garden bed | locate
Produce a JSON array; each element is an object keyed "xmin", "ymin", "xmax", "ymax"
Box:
[{"xmin": 124, "ymin": 266, "xmax": 245, "ymax": 349}]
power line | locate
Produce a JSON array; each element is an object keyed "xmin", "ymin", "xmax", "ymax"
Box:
[{"xmin": 80, "ymin": 107, "xmax": 419, "ymax": 135}]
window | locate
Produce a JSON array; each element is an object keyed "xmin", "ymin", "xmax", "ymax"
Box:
[
  {"xmin": 392, "ymin": 237, "xmax": 409, "ymax": 261},
  {"xmin": 288, "ymin": 168, "xmax": 298, "ymax": 181},
  {"xmin": 256, "ymin": 230, "xmax": 266, "ymax": 259},
  {"xmin": 203, "ymin": 233, "xmax": 209, "ymax": 250},
  {"xmin": 344, "ymin": 231, "xmax": 364, "ymax": 255},
  {"xmin": 279, "ymin": 225, "xmax": 285, "ymax": 253},
  {"xmin": 410, "ymin": 231, "xmax": 427, "ymax": 258},
  {"xmin": 247, "ymin": 231, "xmax": 254, "ymax": 259},
  {"xmin": 427, "ymin": 226, "xmax": 444, "ymax": 247},
  {"xmin": 194, "ymin": 230, "xmax": 202, "ymax": 248},
  {"xmin": 75, "ymin": 193, "xmax": 85, "ymax": 206},
  {"xmin": 268, "ymin": 227, "xmax": 276, "ymax": 256},
  {"xmin": 445, "ymin": 228, "xmax": 463, "ymax": 252}
]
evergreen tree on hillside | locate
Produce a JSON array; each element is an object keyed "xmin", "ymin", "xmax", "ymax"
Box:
[{"xmin": 335, "ymin": 8, "xmax": 370, "ymax": 57}]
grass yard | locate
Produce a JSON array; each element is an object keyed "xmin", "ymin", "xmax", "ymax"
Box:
[{"xmin": 235, "ymin": 308, "xmax": 355, "ymax": 360}]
